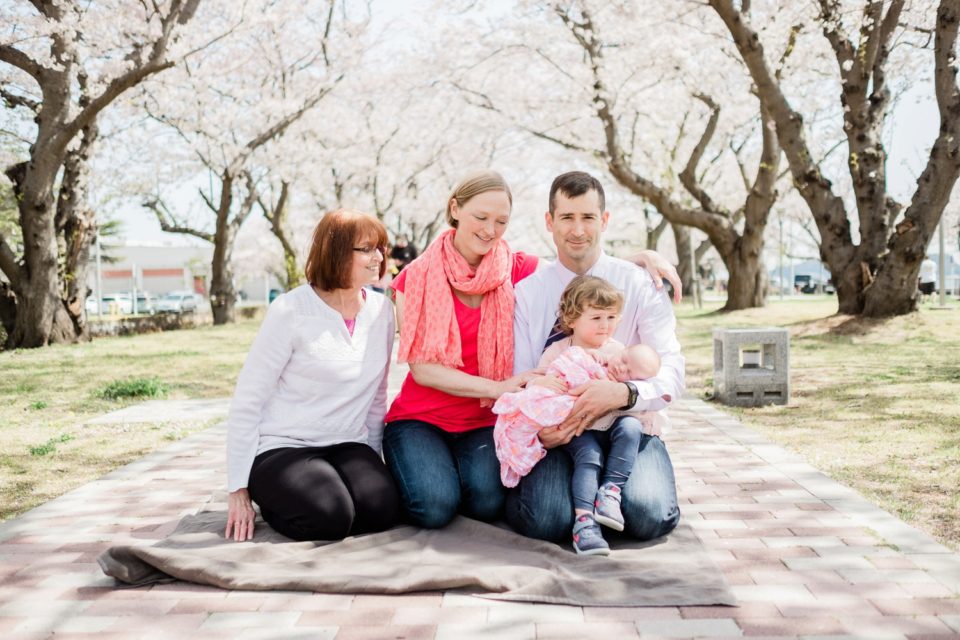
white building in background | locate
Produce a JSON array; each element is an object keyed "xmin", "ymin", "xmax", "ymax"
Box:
[
  {"xmin": 86, "ymin": 240, "xmax": 283, "ymax": 304},
  {"xmin": 87, "ymin": 241, "xmax": 212, "ymax": 298}
]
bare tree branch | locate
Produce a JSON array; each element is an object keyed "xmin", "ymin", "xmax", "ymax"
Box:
[
  {"xmin": 55, "ymin": 0, "xmax": 202, "ymax": 152},
  {"xmin": 230, "ymin": 78, "xmax": 342, "ymax": 173},
  {"xmin": 0, "ymin": 88, "xmax": 40, "ymax": 112},
  {"xmin": 234, "ymin": 172, "xmax": 260, "ymax": 228},
  {"xmin": 0, "ymin": 45, "xmax": 45, "ymax": 83},
  {"xmin": 143, "ymin": 197, "xmax": 214, "ymax": 243},
  {"xmin": 198, "ymin": 186, "xmax": 218, "ymax": 214},
  {"xmin": 775, "ymin": 24, "xmax": 802, "ymax": 81},
  {"xmin": 679, "ymin": 93, "xmax": 723, "ymax": 214}
]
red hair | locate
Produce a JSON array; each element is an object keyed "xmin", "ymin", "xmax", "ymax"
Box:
[{"xmin": 304, "ymin": 209, "xmax": 389, "ymax": 290}]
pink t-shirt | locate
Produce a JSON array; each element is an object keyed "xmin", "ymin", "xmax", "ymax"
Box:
[
  {"xmin": 342, "ymin": 289, "xmax": 367, "ymax": 335},
  {"xmin": 385, "ymin": 251, "xmax": 539, "ymax": 432}
]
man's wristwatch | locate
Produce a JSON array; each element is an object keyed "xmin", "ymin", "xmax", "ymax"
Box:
[{"xmin": 619, "ymin": 381, "xmax": 638, "ymax": 411}]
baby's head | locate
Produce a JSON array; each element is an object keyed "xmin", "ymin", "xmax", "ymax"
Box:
[
  {"xmin": 607, "ymin": 344, "xmax": 660, "ymax": 382},
  {"xmin": 558, "ymin": 276, "xmax": 624, "ymax": 345}
]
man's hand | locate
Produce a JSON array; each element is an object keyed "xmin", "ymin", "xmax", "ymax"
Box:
[
  {"xmin": 631, "ymin": 250, "xmax": 682, "ymax": 304},
  {"xmin": 559, "ymin": 379, "xmax": 630, "ymax": 436},
  {"xmin": 538, "ymin": 422, "xmax": 580, "ymax": 449},
  {"xmin": 225, "ymin": 488, "xmax": 256, "ymax": 542}
]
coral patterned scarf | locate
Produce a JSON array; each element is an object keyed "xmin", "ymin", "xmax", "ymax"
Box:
[{"xmin": 398, "ymin": 228, "xmax": 514, "ymax": 381}]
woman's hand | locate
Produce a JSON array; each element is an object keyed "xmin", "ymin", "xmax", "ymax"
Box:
[
  {"xmin": 490, "ymin": 369, "xmax": 543, "ymax": 398},
  {"xmin": 631, "ymin": 250, "xmax": 682, "ymax": 303},
  {"xmin": 225, "ymin": 488, "xmax": 256, "ymax": 542}
]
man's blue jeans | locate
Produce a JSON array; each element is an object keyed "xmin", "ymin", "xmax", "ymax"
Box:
[
  {"xmin": 382, "ymin": 420, "xmax": 504, "ymax": 529},
  {"xmin": 505, "ymin": 416, "xmax": 680, "ymax": 542}
]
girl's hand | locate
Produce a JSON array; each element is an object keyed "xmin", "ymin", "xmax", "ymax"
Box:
[
  {"xmin": 528, "ymin": 375, "xmax": 568, "ymax": 394},
  {"xmin": 586, "ymin": 348, "xmax": 609, "ymax": 365},
  {"xmin": 225, "ymin": 488, "xmax": 256, "ymax": 542}
]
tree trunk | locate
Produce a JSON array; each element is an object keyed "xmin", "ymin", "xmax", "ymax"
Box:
[
  {"xmin": 722, "ymin": 242, "xmax": 767, "ymax": 311},
  {"xmin": 262, "ymin": 181, "xmax": 303, "ymax": 290},
  {"xmin": 645, "ymin": 211, "xmax": 669, "ymax": 250},
  {"xmin": 862, "ymin": 251, "xmax": 920, "ymax": 316},
  {"xmin": 7, "ymin": 158, "xmax": 81, "ymax": 348},
  {"xmin": 210, "ymin": 228, "xmax": 237, "ymax": 325},
  {"xmin": 56, "ymin": 120, "xmax": 100, "ymax": 342},
  {"xmin": 283, "ymin": 253, "xmax": 303, "ymax": 291},
  {"xmin": 673, "ymin": 224, "xmax": 696, "ymax": 297},
  {"xmin": 0, "ymin": 281, "xmax": 16, "ymax": 339}
]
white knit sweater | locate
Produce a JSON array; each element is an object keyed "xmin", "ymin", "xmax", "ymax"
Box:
[{"xmin": 226, "ymin": 285, "xmax": 395, "ymax": 492}]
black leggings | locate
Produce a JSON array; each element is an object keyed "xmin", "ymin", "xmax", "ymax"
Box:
[{"xmin": 248, "ymin": 442, "xmax": 401, "ymax": 541}]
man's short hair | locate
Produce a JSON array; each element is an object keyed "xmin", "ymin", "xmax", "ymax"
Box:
[{"xmin": 548, "ymin": 171, "xmax": 605, "ymax": 214}]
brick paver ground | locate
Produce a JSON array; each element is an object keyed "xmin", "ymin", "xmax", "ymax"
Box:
[{"xmin": 2, "ymin": 366, "xmax": 959, "ymax": 638}]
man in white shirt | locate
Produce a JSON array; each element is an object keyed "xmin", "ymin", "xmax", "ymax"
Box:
[
  {"xmin": 918, "ymin": 256, "xmax": 937, "ymax": 303},
  {"xmin": 505, "ymin": 171, "xmax": 684, "ymax": 543}
]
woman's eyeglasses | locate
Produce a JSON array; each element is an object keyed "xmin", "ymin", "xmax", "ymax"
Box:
[{"xmin": 352, "ymin": 246, "xmax": 386, "ymax": 256}]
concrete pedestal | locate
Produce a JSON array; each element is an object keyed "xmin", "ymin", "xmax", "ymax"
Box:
[{"xmin": 713, "ymin": 327, "xmax": 790, "ymax": 407}]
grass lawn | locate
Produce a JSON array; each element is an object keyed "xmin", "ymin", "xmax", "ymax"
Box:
[
  {"xmin": 0, "ymin": 319, "xmax": 260, "ymax": 522},
  {"xmin": 677, "ymin": 296, "xmax": 960, "ymax": 550},
  {"xmin": 1, "ymin": 298, "xmax": 958, "ymax": 552}
]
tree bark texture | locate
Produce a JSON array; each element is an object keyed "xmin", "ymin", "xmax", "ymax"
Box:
[{"xmin": 673, "ymin": 224, "xmax": 696, "ymax": 297}]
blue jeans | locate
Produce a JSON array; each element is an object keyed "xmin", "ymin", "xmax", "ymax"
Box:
[
  {"xmin": 382, "ymin": 420, "xmax": 504, "ymax": 529},
  {"xmin": 505, "ymin": 416, "xmax": 680, "ymax": 542},
  {"xmin": 563, "ymin": 418, "xmax": 644, "ymax": 512}
]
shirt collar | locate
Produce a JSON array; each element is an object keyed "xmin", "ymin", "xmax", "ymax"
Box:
[{"xmin": 553, "ymin": 251, "xmax": 611, "ymax": 286}]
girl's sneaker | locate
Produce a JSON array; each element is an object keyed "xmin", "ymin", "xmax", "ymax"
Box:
[
  {"xmin": 572, "ymin": 514, "xmax": 610, "ymax": 556},
  {"xmin": 594, "ymin": 482, "xmax": 625, "ymax": 531}
]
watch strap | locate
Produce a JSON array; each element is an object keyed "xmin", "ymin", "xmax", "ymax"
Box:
[{"xmin": 619, "ymin": 381, "xmax": 638, "ymax": 411}]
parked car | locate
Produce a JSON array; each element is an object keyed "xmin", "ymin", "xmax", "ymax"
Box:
[
  {"xmin": 86, "ymin": 292, "xmax": 156, "ymax": 315},
  {"xmin": 119, "ymin": 291, "xmax": 157, "ymax": 315},
  {"xmin": 156, "ymin": 291, "xmax": 202, "ymax": 313},
  {"xmin": 89, "ymin": 293, "xmax": 134, "ymax": 315}
]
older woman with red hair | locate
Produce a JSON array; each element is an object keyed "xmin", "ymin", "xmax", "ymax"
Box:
[{"xmin": 224, "ymin": 209, "xmax": 400, "ymax": 542}]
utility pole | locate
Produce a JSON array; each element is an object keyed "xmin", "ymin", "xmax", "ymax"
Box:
[
  {"xmin": 778, "ymin": 212, "xmax": 784, "ymax": 301},
  {"xmin": 95, "ymin": 231, "xmax": 103, "ymax": 319},
  {"xmin": 939, "ymin": 216, "xmax": 947, "ymax": 307}
]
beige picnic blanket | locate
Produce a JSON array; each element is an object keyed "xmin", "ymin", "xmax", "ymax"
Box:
[{"xmin": 98, "ymin": 508, "xmax": 735, "ymax": 607}]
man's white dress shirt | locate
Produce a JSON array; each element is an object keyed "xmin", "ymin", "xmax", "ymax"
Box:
[{"xmin": 513, "ymin": 252, "xmax": 684, "ymax": 412}]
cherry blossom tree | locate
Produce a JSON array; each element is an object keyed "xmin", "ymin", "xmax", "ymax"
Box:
[
  {"xmin": 709, "ymin": 0, "xmax": 959, "ymax": 316},
  {"xmin": 0, "ymin": 0, "xmax": 204, "ymax": 347},
  {"xmin": 448, "ymin": 1, "xmax": 789, "ymax": 309},
  {"xmin": 136, "ymin": 0, "xmax": 366, "ymax": 324}
]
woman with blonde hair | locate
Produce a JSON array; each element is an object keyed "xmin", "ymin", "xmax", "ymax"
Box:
[{"xmin": 383, "ymin": 170, "xmax": 540, "ymax": 528}]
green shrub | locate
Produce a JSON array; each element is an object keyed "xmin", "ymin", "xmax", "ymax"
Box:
[
  {"xmin": 29, "ymin": 433, "xmax": 74, "ymax": 457},
  {"xmin": 29, "ymin": 400, "xmax": 48, "ymax": 410},
  {"xmin": 98, "ymin": 377, "xmax": 168, "ymax": 400}
]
